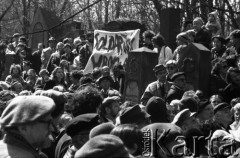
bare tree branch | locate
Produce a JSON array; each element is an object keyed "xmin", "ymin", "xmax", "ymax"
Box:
[{"xmin": 0, "ymin": 0, "xmax": 15, "ymax": 21}]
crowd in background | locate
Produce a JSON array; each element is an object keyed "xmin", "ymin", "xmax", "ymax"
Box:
[{"xmin": 1, "ymin": 11, "xmax": 240, "ymax": 158}]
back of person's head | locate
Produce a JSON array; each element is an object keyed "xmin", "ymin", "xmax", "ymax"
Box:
[
  {"xmin": 110, "ymin": 124, "xmax": 143, "ymax": 156},
  {"xmin": 79, "ymin": 75, "xmax": 94, "ymax": 86},
  {"xmin": 74, "ymin": 134, "xmax": 132, "ymax": 158},
  {"xmin": 152, "ymin": 33, "xmax": 165, "ymax": 47},
  {"xmin": 70, "ymin": 70, "xmax": 83, "ymax": 81},
  {"xmin": 143, "ymin": 30, "xmax": 155, "ymax": 39},
  {"xmin": 72, "ymin": 85, "xmax": 103, "ymax": 116}
]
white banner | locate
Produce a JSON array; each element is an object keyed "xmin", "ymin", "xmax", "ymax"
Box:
[{"xmin": 83, "ymin": 29, "xmax": 140, "ymax": 74}]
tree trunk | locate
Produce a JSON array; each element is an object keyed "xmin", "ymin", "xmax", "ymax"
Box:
[
  {"xmin": 151, "ymin": 0, "xmax": 163, "ymax": 25},
  {"xmin": 104, "ymin": 0, "xmax": 109, "ymax": 23},
  {"xmin": 115, "ymin": 0, "xmax": 121, "ymax": 19},
  {"xmin": 224, "ymin": 0, "xmax": 239, "ymax": 29}
]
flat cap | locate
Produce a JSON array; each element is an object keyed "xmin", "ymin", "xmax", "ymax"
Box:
[
  {"xmin": 66, "ymin": 113, "xmax": 100, "ymax": 137},
  {"xmin": 171, "ymin": 72, "xmax": 186, "ymax": 81},
  {"xmin": 74, "ymin": 134, "xmax": 132, "ymax": 158},
  {"xmin": 172, "ymin": 109, "xmax": 196, "ymax": 127},
  {"xmin": 214, "ymin": 102, "xmax": 231, "ymax": 114},
  {"xmin": 180, "ymin": 97, "xmax": 198, "ymax": 112},
  {"xmin": 153, "ymin": 64, "xmax": 166, "ymax": 73},
  {"xmin": 0, "ymin": 96, "xmax": 55, "ymax": 127}
]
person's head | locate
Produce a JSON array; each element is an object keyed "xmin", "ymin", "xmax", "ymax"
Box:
[
  {"xmin": 168, "ymin": 99, "xmax": 181, "ymax": 121},
  {"xmin": 79, "ymin": 75, "xmax": 94, "ymax": 86},
  {"xmin": 171, "ymin": 72, "xmax": 186, "ymax": 89},
  {"xmin": 65, "ymin": 113, "xmax": 100, "ymax": 149},
  {"xmin": 208, "ymin": 11, "xmax": 218, "ymax": 23},
  {"xmin": 22, "ymin": 60, "xmax": 32, "ymax": 71},
  {"xmin": 141, "ymin": 123, "xmax": 184, "ymax": 158},
  {"xmin": 39, "ymin": 69, "xmax": 50, "ymax": 81},
  {"xmin": 27, "ymin": 69, "xmax": 36, "ymax": 79},
  {"xmin": 214, "ymin": 103, "xmax": 232, "ymax": 127},
  {"xmin": 180, "ymin": 97, "xmax": 198, "ymax": 112},
  {"xmin": 231, "ymin": 97, "xmax": 240, "ymax": 107},
  {"xmin": 52, "ymin": 67, "xmax": 65, "ymax": 81},
  {"xmin": 176, "ymin": 32, "xmax": 190, "ymax": 46},
  {"xmin": 209, "ymin": 95, "xmax": 223, "ymax": 107},
  {"xmin": 97, "ymin": 75, "xmax": 112, "ymax": 90},
  {"xmin": 172, "ymin": 109, "xmax": 199, "ymax": 133},
  {"xmin": 143, "ymin": 30, "xmax": 155, "ymax": 45},
  {"xmin": 89, "ymin": 122, "xmax": 115, "ymax": 139},
  {"xmin": 87, "ymin": 32, "xmax": 94, "ymax": 43},
  {"xmin": 112, "ymin": 63, "xmax": 124, "ymax": 78},
  {"xmin": 193, "ymin": 17, "xmax": 204, "ymax": 32},
  {"xmin": 182, "ymin": 20, "xmax": 193, "ymax": 32},
  {"xmin": 211, "ymin": 59, "xmax": 229, "ymax": 77},
  {"xmin": 211, "ymin": 35, "xmax": 225, "ymax": 50},
  {"xmin": 153, "ymin": 64, "xmax": 167, "ymax": 82},
  {"xmin": 229, "ymin": 29, "xmax": 240, "ymax": 49},
  {"xmin": 10, "ymin": 82, "xmax": 23, "ymax": 94},
  {"xmin": 63, "ymin": 43, "xmax": 71, "ymax": 54},
  {"xmin": 182, "ymin": 90, "xmax": 200, "ymax": 103},
  {"xmin": 152, "ymin": 33, "xmax": 166, "ymax": 48},
  {"xmin": 74, "ymin": 134, "xmax": 132, "ymax": 158},
  {"xmin": 186, "ymin": 30, "xmax": 195, "ymax": 42},
  {"xmin": 0, "ymin": 43, "xmax": 7, "ymax": 53},
  {"xmin": 18, "ymin": 36, "xmax": 27, "ymax": 45},
  {"xmin": 56, "ymin": 42, "xmax": 64, "ymax": 53},
  {"xmin": 13, "ymin": 33, "xmax": 20, "ymax": 42},
  {"xmin": 0, "ymin": 96, "xmax": 55, "ymax": 149},
  {"xmin": 70, "ymin": 70, "xmax": 82, "ymax": 84},
  {"xmin": 145, "ymin": 96, "xmax": 169, "ymax": 123},
  {"xmin": 40, "ymin": 90, "xmax": 66, "ymax": 124},
  {"xmin": 72, "ymin": 85, "xmax": 103, "ymax": 117},
  {"xmin": 9, "ymin": 64, "xmax": 22, "ymax": 77},
  {"xmin": 48, "ymin": 37, "xmax": 56, "ymax": 48},
  {"xmin": 166, "ymin": 60, "xmax": 178, "ymax": 77},
  {"xmin": 102, "ymin": 66, "xmax": 110, "ymax": 76},
  {"xmin": 197, "ymin": 99, "xmax": 214, "ymax": 121},
  {"xmin": 92, "ymin": 67, "xmax": 102, "ymax": 81},
  {"xmin": 226, "ymin": 67, "xmax": 240, "ymax": 86},
  {"xmin": 37, "ymin": 43, "xmax": 44, "ymax": 51},
  {"xmin": 98, "ymin": 96, "xmax": 121, "ymax": 122},
  {"xmin": 232, "ymin": 103, "xmax": 240, "ymax": 123},
  {"xmin": 118, "ymin": 105, "xmax": 151, "ymax": 128},
  {"xmin": 111, "ymin": 124, "xmax": 143, "ymax": 156}
]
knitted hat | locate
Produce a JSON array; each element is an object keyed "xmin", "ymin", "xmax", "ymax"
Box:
[
  {"xmin": 74, "ymin": 134, "xmax": 132, "ymax": 158},
  {"xmin": 89, "ymin": 122, "xmax": 115, "ymax": 139},
  {"xmin": 0, "ymin": 96, "xmax": 55, "ymax": 127},
  {"xmin": 66, "ymin": 113, "xmax": 100, "ymax": 137}
]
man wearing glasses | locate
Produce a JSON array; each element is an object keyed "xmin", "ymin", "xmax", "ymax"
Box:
[
  {"xmin": 166, "ymin": 72, "xmax": 186, "ymax": 104},
  {"xmin": 0, "ymin": 96, "xmax": 56, "ymax": 158}
]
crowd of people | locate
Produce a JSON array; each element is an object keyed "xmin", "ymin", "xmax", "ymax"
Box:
[{"xmin": 1, "ymin": 11, "xmax": 240, "ymax": 158}]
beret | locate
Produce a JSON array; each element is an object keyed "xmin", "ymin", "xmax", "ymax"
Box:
[
  {"xmin": 153, "ymin": 64, "xmax": 166, "ymax": 72},
  {"xmin": 171, "ymin": 72, "xmax": 186, "ymax": 81},
  {"xmin": 89, "ymin": 122, "xmax": 115, "ymax": 139},
  {"xmin": 172, "ymin": 109, "xmax": 196, "ymax": 127},
  {"xmin": 119, "ymin": 105, "xmax": 150, "ymax": 124},
  {"xmin": 214, "ymin": 102, "xmax": 231, "ymax": 114},
  {"xmin": 66, "ymin": 113, "xmax": 100, "ymax": 137},
  {"xmin": 40, "ymin": 90, "xmax": 66, "ymax": 118},
  {"xmin": 0, "ymin": 96, "xmax": 55, "ymax": 127},
  {"xmin": 74, "ymin": 134, "xmax": 132, "ymax": 158}
]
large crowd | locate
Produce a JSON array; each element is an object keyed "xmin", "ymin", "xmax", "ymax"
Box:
[{"xmin": 1, "ymin": 11, "xmax": 240, "ymax": 158}]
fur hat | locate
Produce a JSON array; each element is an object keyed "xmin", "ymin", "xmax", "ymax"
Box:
[{"xmin": 0, "ymin": 96, "xmax": 55, "ymax": 127}]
